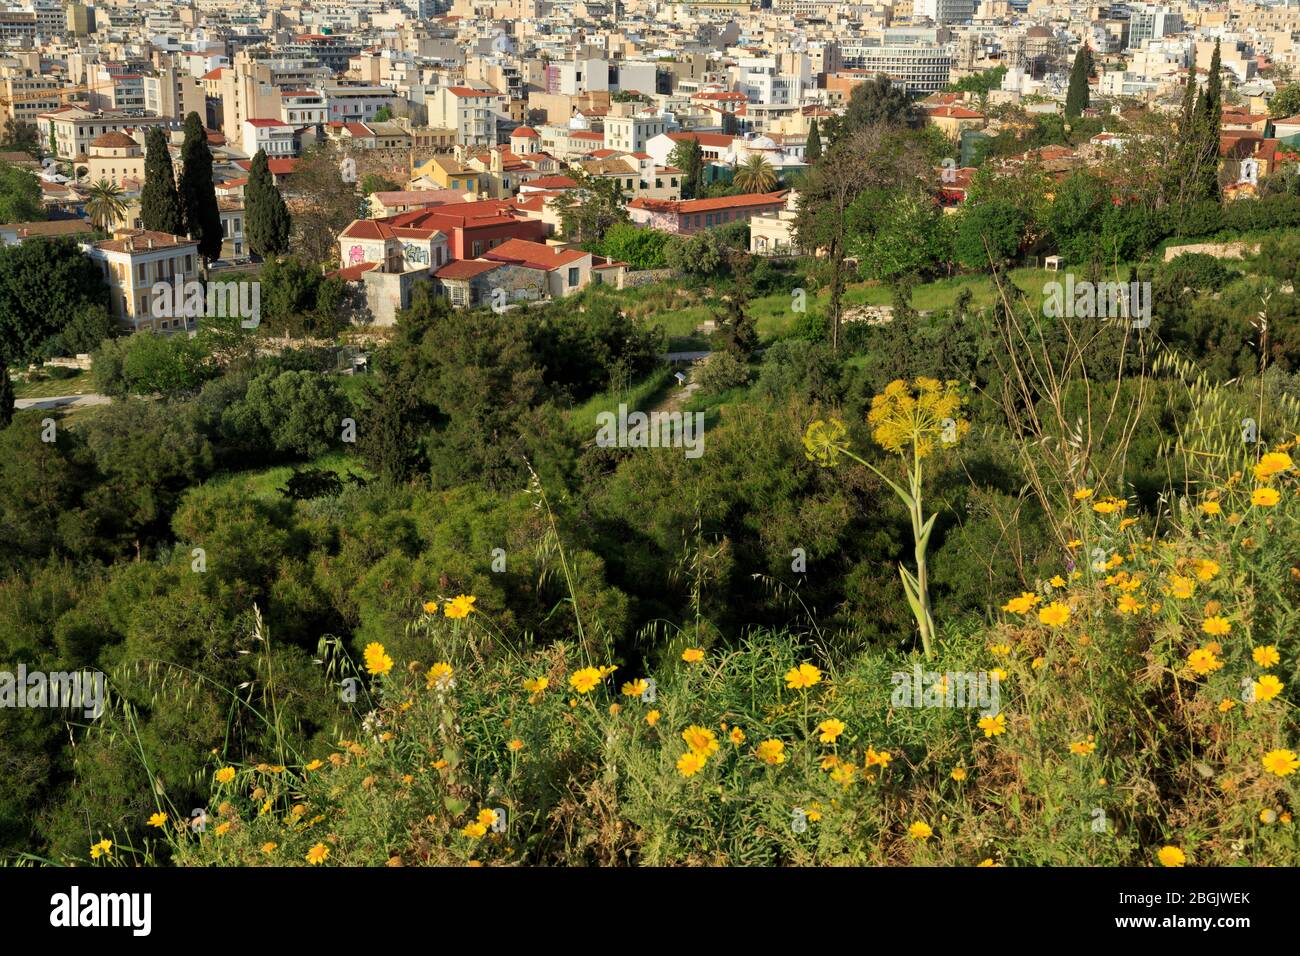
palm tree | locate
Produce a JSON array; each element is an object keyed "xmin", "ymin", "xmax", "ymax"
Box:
[
  {"xmin": 732, "ymin": 154, "xmax": 777, "ymax": 193},
  {"xmin": 84, "ymin": 179, "xmax": 127, "ymax": 232}
]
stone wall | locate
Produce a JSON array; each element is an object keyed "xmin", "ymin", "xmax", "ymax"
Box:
[
  {"xmin": 1163, "ymin": 241, "xmax": 1260, "ymax": 262},
  {"xmin": 619, "ymin": 268, "xmax": 678, "ymax": 289}
]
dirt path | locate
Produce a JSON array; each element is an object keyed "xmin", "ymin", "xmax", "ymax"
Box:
[{"xmin": 14, "ymin": 393, "xmax": 112, "ymax": 411}]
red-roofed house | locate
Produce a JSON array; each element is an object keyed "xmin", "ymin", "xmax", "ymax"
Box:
[
  {"xmin": 431, "ymin": 238, "xmax": 592, "ymax": 308},
  {"xmin": 484, "ymin": 238, "xmax": 592, "ymax": 298},
  {"xmin": 646, "ymin": 130, "xmax": 736, "ymax": 170},
  {"xmin": 628, "ymin": 191, "xmax": 788, "ymax": 235},
  {"xmin": 339, "ymin": 199, "xmax": 545, "ymax": 267},
  {"xmin": 923, "ymin": 105, "xmax": 986, "ymax": 141}
]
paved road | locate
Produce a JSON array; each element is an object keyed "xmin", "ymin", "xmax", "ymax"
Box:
[{"xmin": 14, "ymin": 393, "xmax": 111, "ymax": 411}]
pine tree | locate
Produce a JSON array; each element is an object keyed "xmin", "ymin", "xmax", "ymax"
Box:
[
  {"xmin": 1064, "ymin": 46, "xmax": 1091, "ymax": 119},
  {"xmin": 0, "ymin": 363, "xmax": 13, "ymax": 429},
  {"xmin": 177, "ymin": 112, "xmax": 223, "ymax": 263},
  {"xmin": 140, "ymin": 127, "xmax": 183, "ymax": 235},
  {"xmin": 245, "ymin": 149, "xmax": 291, "ymax": 258},
  {"xmin": 806, "ymin": 118, "xmax": 822, "ymax": 163}
]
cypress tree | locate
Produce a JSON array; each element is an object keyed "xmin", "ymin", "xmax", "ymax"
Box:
[
  {"xmin": 178, "ymin": 112, "xmax": 223, "ymax": 263},
  {"xmin": 140, "ymin": 126, "xmax": 183, "ymax": 235},
  {"xmin": 245, "ymin": 149, "xmax": 291, "ymax": 258},
  {"xmin": 1064, "ymin": 45, "xmax": 1091, "ymax": 119},
  {"xmin": 1177, "ymin": 71, "xmax": 1197, "ymax": 141},
  {"xmin": 1201, "ymin": 39, "xmax": 1222, "ymax": 126},
  {"xmin": 1196, "ymin": 40, "xmax": 1223, "ymax": 200},
  {"xmin": 806, "ymin": 118, "xmax": 822, "ymax": 163}
]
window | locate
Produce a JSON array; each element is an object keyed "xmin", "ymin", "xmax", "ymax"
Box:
[
  {"xmin": 472, "ymin": 241, "xmax": 484, "ymax": 256},
  {"xmin": 567, "ymin": 267, "xmax": 579, "ymax": 287},
  {"xmin": 137, "ymin": 262, "xmax": 146, "ymax": 281}
]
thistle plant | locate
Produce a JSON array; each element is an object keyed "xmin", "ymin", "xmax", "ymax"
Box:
[{"xmin": 803, "ymin": 378, "xmax": 969, "ymax": 659}]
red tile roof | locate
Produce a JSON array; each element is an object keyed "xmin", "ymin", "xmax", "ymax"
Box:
[
  {"xmin": 667, "ymin": 131, "xmax": 734, "ymax": 149},
  {"xmin": 92, "ymin": 230, "xmax": 198, "ymax": 253},
  {"xmin": 483, "ymin": 238, "xmax": 587, "ymax": 271},
  {"xmin": 233, "ymin": 158, "xmax": 300, "ymax": 175},
  {"xmin": 341, "ymin": 200, "xmax": 524, "ymax": 241},
  {"xmin": 925, "ymin": 105, "xmax": 984, "ymax": 119},
  {"xmin": 527, "ymin": 175, "xmax": 578, "ymax": 189},
  {"xmin": 435, "ymin": 259, "xmax": 503, "ymax": 279},
  {"xmin": 629, "ymin": 191, "xmax": 787, "ymax": 214},
  {"xmin": 330, "ymin": 261, "xmax": 379, "ymax": 282}
]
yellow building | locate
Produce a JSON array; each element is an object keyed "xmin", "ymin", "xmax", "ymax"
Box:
[{"xmin": 410, "ymin": 154, "xmax": 481, "ymax": 193}]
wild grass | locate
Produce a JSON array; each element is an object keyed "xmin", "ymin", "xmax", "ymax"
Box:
[{"xmin": 202, "ymin": 451, "xmax": 375, "ymax": 500}]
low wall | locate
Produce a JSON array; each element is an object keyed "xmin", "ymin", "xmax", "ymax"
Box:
[
  {"xmin": 1163, "ymin": 241, "xmax": 1259, "ymax": 262},
  {"xmin": 618, "ymin": 268, "xmax": 678, "ymax": 290}
]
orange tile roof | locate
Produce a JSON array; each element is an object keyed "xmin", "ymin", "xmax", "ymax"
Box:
[
  {"xmin": 629, "ymin": 190, "xmax": 786, "ymax": 214},
  {"xmin": 435, "ymin": 259, "xmax": 503, "ymax": 279},
  {"xmin": 483, "ymin": 238, "xmax": 587, "ymax": 271}
]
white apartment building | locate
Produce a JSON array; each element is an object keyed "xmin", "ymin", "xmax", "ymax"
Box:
[
  {"xmin": 914, "ymin": 0, "xmax": 976, "ymax": 24},
  {"xmin": 279, "ymin": 89, "xmax": 328, "ymax": 126},
  {"xmin": 1126, "ymin": 5, "xmax": 1184, "ymax": 51},
  {"xmin": 842, "ymin": 35, "xmax": 955, "ymax": 95},
  {"xmin": 37, "ymin": 107, "xmax": 176, "ymax": 161},
  {"xmin": 242, "ymin": 118, "xmax": 296, "ymax": 158},
  {"xmin": 604, "ymin": 113, "xmax": 667, "ymax": 154},
  {"xmin": 143, "ymin": 68, "xmax": 206, "ymax": 119},
  {"xmin": 732, "ymin": 56, "xmax": 810, "ymax": 108},
  {"xmin": 427, "ymin": 86, "xmax": 503, "ymax": 148},
  {"xmin": 543, "ymin": 58, "xmax": 611, "ymax": 95},
  {"xmin": 321, "ymin": 83, "xmax": 397, "ymax": 123}
]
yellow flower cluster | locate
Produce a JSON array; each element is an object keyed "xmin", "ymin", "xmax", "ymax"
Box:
[{"xmin": 867, "ymin": 377, "xmax": 969, "ymax": 459}]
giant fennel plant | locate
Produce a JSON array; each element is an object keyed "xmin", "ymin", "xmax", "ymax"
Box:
[{"xmin": 803, "ymin": 377, "xmax": 969, "ymax": 659}]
